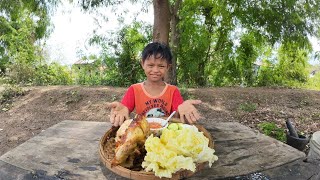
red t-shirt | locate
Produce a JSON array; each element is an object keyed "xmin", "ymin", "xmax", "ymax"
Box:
[{"xmin": 121, "ymin": 83, "xmax": 184, "ymax": 117}]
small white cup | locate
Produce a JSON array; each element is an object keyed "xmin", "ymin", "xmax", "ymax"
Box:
[{"xmin": 147, "ymin": 118, "xmax": 168, "ymax": 136}]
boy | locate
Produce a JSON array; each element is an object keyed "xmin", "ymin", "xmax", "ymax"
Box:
[{"xmin": 108, "ymin": 42, "xmax": 202, "ymax": 126}]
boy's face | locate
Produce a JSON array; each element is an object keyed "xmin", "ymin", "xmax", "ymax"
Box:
[{"xmin": 141, "ymin": 54, "xmax": 170, "ymax": 83}]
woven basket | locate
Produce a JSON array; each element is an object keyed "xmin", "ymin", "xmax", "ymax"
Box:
[{"xmin": 99, "ymin": 124, "xmax": 214, "ymax": 180}]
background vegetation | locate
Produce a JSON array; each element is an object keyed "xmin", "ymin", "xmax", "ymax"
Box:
[{"xmin": 0, "ymin": 0, "xmax": 319, "ymax": 90}]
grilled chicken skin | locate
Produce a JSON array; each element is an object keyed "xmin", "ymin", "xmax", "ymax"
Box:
[{"xmin": 112, "ymin": 115, "xmax": 150, "ymax": 167}]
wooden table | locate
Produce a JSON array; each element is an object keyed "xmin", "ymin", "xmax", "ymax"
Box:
[{"xmin": 0, "ymin": 120, "xmax": 305, "ymax": 180}]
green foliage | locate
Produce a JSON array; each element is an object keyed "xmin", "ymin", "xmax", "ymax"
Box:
[
  {"xmin": 236, "ymin": 33, "xmax": 260, "ymax": 86},
  {"xmin": 89, "ymin": 21, "xmax": 152, "ymax": 86},
  {"xmin": 178, "ymin": 0, "xmax": 215, "ymax": 87},
  {"xmin": 212, "ymin": 56, "xmax": 240, "ymax": 87},
  {"xmin": 258, "ymin": 122, "xmax": 286, "ymax": 142},
  {"xmin": 76, "ymin": 0, "xmax": 320, "ymax": 89},
  {"xmin": 229, "ymin": 0, "xmax": 320, "ymax": 45},
  {"xmin": 1, "ymin": 11, "xmax": 40, "ymax": 65},
  {"xmin": 0, "ymin": 0, "xmax": 58, "ymax": 71},
  {"xmin": 72, "ymin": 56, "xmax": 105, "ymax": 86},
  {"xmin": 238, "ymin": 102, "xmax": 257, "ymax": 112},
  {"xmin": 33, "ymin": 63, "xmax": 73, "ymax": 85},
  {"xmin": 175, "ymin": 0, "xmax": 320, "ymax": 87},
  {"xmin": 65, "ymin": 90, "xmax": 82, "ymax": 105},
  {"xmin": 0, "ymin": 84, "xmax": 25, "ymax": 103},
  {"xmin": 0, "ymin": 84, "xmax": 26, "ymax": 111},
  {"xmin": 302, "ymin": 70, "xmax": 320, "ymax": 90},
  {"xmin": 256, "ymin": 42, "xmax": 311, "ymax": 88},
  {"xmin": 6, "ymin": 62, "xmax": 35, "ymax": 85},
  {"xmin": 256, "ymin": 60, "xmax": 277, "ymax": 86},
  {"xmin": 276, "ymin": 43, "xmax": 310, "ymax": 84},
  {"xmin": 0, "ymin": 0, "xmax": 61, "ymax": 85},
  {"xmin": 115, "ymin": 23, "xmax": 149, "ymax": 86},
  {"xmin": 2, "ymin": 0, "xmax": 320, "ymax": 89},
  {"xmin": 6, "ymin": 61, "xmax": 73, "ymax": 86}
]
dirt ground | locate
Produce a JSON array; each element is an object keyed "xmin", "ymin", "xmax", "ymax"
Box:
[{"xmin": 0, "ymin": 85, "xmax": 319, "ymax": 156}]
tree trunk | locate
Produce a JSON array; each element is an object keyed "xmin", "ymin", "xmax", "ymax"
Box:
[
  {"xmin": 197, "ymin": 62, "xmax": 206, "ymax": 86},
  {"xmin": 168, "ymin": 0, "xmax": 181, "ymax": 85},
  {"xmin": 153, "ymin": 0, "xmax": 170, "ymax": 44}
]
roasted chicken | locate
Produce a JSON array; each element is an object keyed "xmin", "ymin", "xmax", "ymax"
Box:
[{"xmin": 112, "ymin": 115, "xmax": 150, "ymax": 167}]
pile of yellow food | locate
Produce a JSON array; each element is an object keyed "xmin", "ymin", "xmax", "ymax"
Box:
[{"xmin": 142, "ymin": 123, "xmax": 218, "ymax": 178}]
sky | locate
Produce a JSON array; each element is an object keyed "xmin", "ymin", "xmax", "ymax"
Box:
[
  {"xmin": 46, "ymin": 1, "xmax": 153, "ymax": 65},
  {"xmin": 309, "ymin": 37, "xmax": 320, "ymax": 65},
  {"xmin": 46, "ymin": 1, "xmax": 319, "ymax": 66}
]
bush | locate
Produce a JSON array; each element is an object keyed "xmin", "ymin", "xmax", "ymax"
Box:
[
  {"xmin": 303, "ymin": 72, "xmax": 320, "ymax": 90},
  {"xmin": 258, "ymin": 122, "xmax": 286, "ymax": 142},
  {"xmin": 0, "ymin": 84, "xmax": 26, "ymax": 111},
  {"xmin": 0, "ymin": 84, "xmax": 26, "ymax": 103},
  {"xmin": 6, "ymin": 63, "xmax": 35, "ymax": 84}
]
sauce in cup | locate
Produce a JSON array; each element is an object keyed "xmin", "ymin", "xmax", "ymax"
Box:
[{"xmin": 149, "ymin": 122, "xmax": 162, "ymax": 129}]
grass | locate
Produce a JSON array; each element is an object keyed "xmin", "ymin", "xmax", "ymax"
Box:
[
  {"xmin": 239, "ymin": 102, "xmax": 257, "ymax": 112},
  {"xmin": 258, "ymin": 122, "xmax": 286, "ymax": 142},
  {"xmin": 65, "ymin": 90, "xmax": 83, "ymax": 104}
]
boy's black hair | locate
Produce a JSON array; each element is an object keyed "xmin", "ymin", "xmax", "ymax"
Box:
[{"xmin": 141, "ymin": 42, "xmax": 172, "ymax": 64}]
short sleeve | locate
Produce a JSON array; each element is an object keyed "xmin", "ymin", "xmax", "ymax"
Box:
[
  {"xmin": 171, "ymin": 88, "xmax": 184, "ymax": 112},
  {"xmin": 121, "ymin": 86, "xmax": 135, "ymax": 112}
]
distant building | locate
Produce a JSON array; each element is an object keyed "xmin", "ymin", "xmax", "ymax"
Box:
[
  {"xmin": 72, "ymin": 59, "xmax": 94, "ymax": 70},
  {"xmin": 72, "ymin": 59, "xmax": 106, "ymax": 77}
]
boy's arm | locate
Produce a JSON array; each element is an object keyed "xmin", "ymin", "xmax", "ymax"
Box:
[
  {"xmin": 171, "ymin": 88, "xmax": 202, "ymax": 124},
  {"xmin": 107, "ymin": 86, "xmax": 135, "ymax": 126},
  {"xmin": 107, "ymin": 102, "xmax": 129, "ymax": 126},
  {"xmin": 178, "ymin": 100, "xmax": 202, "ymax": 124}
]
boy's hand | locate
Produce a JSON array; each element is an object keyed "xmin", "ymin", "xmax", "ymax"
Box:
[
  {"xmin": 107, "ymin": 102, "xmax": 129, "ymax": 127},
  {"xmin": 178, "ymin": 100, "xmax": 202, "ymax": 124}
]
